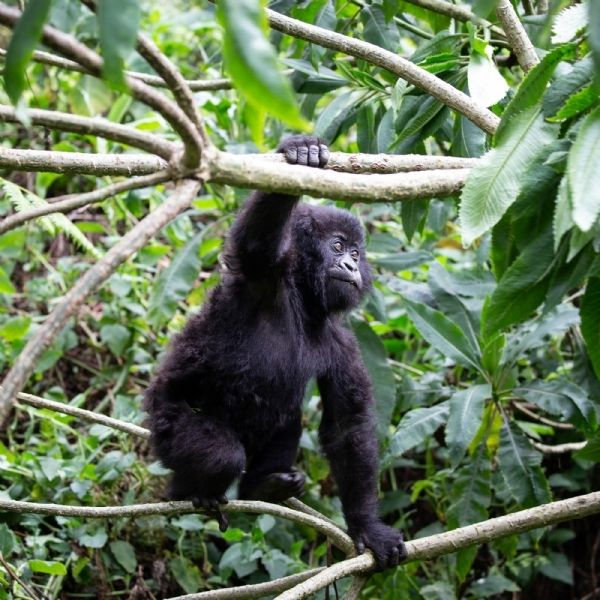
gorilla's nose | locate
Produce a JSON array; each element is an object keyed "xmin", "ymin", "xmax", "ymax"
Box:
[{"xmin": 341, "ymin": 257, "xmax": 358, "ymax": 273}]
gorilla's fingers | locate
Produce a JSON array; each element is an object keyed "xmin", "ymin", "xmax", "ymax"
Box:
[
  {"xmin": 308, "ymin": 144, "xmax": 320, "ymax": 167},
  {"xmin": 297, "ymin": 145, "xmax": 309, "ymax": 166},
  {"xmin": 389, "ymin": 546, "xmax": 400, "ymax": 568},
  {"xmin": 216, "ymin": 511, "xmax": 229, "ymax": 532},
  {"xmin": 355, "ymin": 541, "xmax": 365, "ymax": 555},
  {"xmin": 285, "ymin": 146, "xmax": 298, "ymax": 164},
  {"xmin": 319, "ymin": 144, "xmax": 330, "ymax": 167}
]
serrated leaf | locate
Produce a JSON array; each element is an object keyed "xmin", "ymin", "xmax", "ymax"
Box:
[
  {"xmin": 460, "ymin": 109, "xmax": 558, "ymax": 246},
  {"xmin": 3, "ymin": 0, "xmax": 52, "ymax": 104},
  {"xmin": 551, "ymin": 84, "xmax": 599, "ymax": 122},
  {"xmin": 97, "ymin": 0, "xmax": 140, "ymax": 91},
  {"xmin": 581, "ymin": 277, "xmax": 600, "ymax": 378},
  {"xmin": 543, "ymin": 57, "xmax": 594, "ymax": 118},
  {"xmin": 445, "ymin": 384, "xmax": 491, "ymax": 466},
  {"xmin": 591, "ymin": 0, "xmax": 600, "ymax": 87},
  {"xmin": 390, "ymin": 402, "xmax": 449, "ymax": 457},
  {"xmin": 567, "ymin": 105, "xmax": 600, "ymax": 231},
  {"xmin": 353, "ymin": 321, "xmax": 396, "ymax": 440},
  {"xmin": 498, "ymin": 422, "xmax": 551, "ymax": 507},
  {"xmin": 482, "ymin": 228, "xmax": 555, "ymax": 339},
  {"xmin": 217, "ymin": 0, "xmax": 307, "ymax": 129},
  {"xmin": 148, "ymin": 231, "xmax": 204, "ymax": 328},
  {"xmin": 553, "ymin": 177, "xmax": 574, "ymax": 252},
  {"xmin": 403, "ymin": 297, "xmax": 483, "ymax": 372},
  {"xmin": 552, "ymin": 2, "xmax": 588, "ymax": 43}
]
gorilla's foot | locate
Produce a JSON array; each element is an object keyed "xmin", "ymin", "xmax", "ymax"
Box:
[
  {"xmin": 240, "ymin": 470, "xmax": 306, "ymax": 503},
  {"xmin": 190, "ymin": 494, "xmax": 229, "ymax": 532}
]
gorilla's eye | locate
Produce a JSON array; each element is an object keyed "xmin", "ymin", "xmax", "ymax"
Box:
[
  {"xmin": 333, "ymin": 241, "xmax": 343, "ymax": 252},
  {"xmin": 350, "ymin": 249, "xmax": 359, "ymax": 261}
]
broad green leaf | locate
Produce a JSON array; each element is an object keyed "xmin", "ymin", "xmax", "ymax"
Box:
[
  {"xmin": 468, "ymin": 48, "xmax": 508, "ymax": 108},
  {"xmin": 460, "ymin": 109, "xmax": 558, "ymax": 246},
  {"xmin": 591, "ymin": 0, "xmax": 600, "ymax": 87},
  {"xmin": 361, "ymin": 6, "xmax": 399, "ymax": 52},
  {"xmin": 110, "ymin": 541, "xmax": 137, "ymax": 574},
  {"xmin": 543, "ymin": 57, "xmax": 594, "ymax": 118},
  {"xmin": 217, "ymin": 0, "xmax": 308, "ymax": 129},
  {"xmin": 353, "ymin": 321, "xmax": 396, "ymax": 440},
  {"xmin": 79, "ymin": 528, "xmax": 108, "ymax": 549},
  {"xmin": 481, "ymin": 228, "xmax": 555, "ymax": 339},
  {"xmin": 28, "ymin": 560, "xmax": 67, "ymax": 576},
  {"xmin": 515, "ymin": 380, "xmax": 597, "ymax": 431},
  {"xmin": 389, "ymin": 402, "xmax": 449, "ymax": 457},
  {"xmin": 170, "ymin": 556, "xmax": 201, "ymax": 594},
  {"xmin": 581, "ymin": 277, "xmax": 600, "ymax": 379},
  {"xmin": 314, "ymin": 90, "xmax": 362, "ymax": 143},
  {"xmin": 551, "ymin": 85, "xmax": 599, "ymax": 122},
  {"xmin": 100, "ymin": 324, "xmax": 131, "ymax": 358},
  {"xmin": 466, "ymin": 573, "xmax": 520, "ymax": 597},
  {"xmin": 472, "ymin": 0, "xmax": 498, "ymax": 18},
  {"xmin": 97, "ymin": 0, "xmax": 140, "ymax": 90},
  {"xmin": 0, "ymin": 524, "xmax": 16, "ymax": 556},
  {"xmin": 575, "ymin": 431, "xmax": 600, "ymax": 462},
  {"xmin": 448, "ymin": 452, "xmax": 491, "ymax": 528},
  {"xmin": 371, "ymin": 250, "xmax": 432, "ymax": 272},
  {"xmin": 401, "ymin": 198, "xmax": 429, "ymax": 242},
  {"xmin": 0, "ymin": 316, "xmax": 31, "ymax": 341},
  {"xmin": 404, "ymin": 298, "xmax": 483, "ymax": 372},
  {"xmin": 0, "ymin": 267, "xmax": 15, "ymax": 294},
  {"xmin": 445, "ymin": 384, "xmax": 491, "ymax": 466},
  {"xmin": 567, "ymin": 105, "xmax": 600, "ymax": 231},
  {"xmin": 148, "ymin": 231, "xmax": 204, "ymax": 328},
  {"xmin": 3, "ymin": 0, "xmax": 52, "ymax": 104},
  {"xmin": 498, "ymin": 421, "xmax": 551, "ymax": 507},
  {"xmin": 553, "ymin": 177, "xmax": 574, "ymax": 252},
  {"xmin": 539, "ymin": 553, "xmax": 574, "ymax": 586}
]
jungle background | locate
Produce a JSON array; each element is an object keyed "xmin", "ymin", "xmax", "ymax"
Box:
[{"xmin": 0, "ymin": 0, "xmax": 599, "ymax": 598}]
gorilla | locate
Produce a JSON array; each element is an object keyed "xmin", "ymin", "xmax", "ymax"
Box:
[{"xmin": 145, "ymin": 135, "xmax": 406, "ymax": 569}]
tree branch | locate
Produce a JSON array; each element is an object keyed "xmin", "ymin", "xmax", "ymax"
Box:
[
  {"xmin": 532, "ymin": 441, "xmax": 587, "ymax": 454},
  {"xmin": 0, "ymin": 3, "xmax": 204, "ymax": 169},
  {"xmin": 0, "ymin": 171, "xmax": 173, "ymax": 235},
  {"xmin": 0, "ymin": 179, "xmax": 201, "ymax": 423},
  {"xmin": 276, "ymin": 491, "xmax": 600, "ymax": 600},
  {"xmin": 266, "ymin": 8, "xmax": 500, "ymax": 134},
  {"xmin": 495, "ymin": 0, "xmax": 539, "ymax": 73},
  {"xmin": 0, "ymin": 105, "xmax": 176, "ymax": 159},
  {"xmin": 0, "ymin": 48, "xmax": 233, "ymax": 91},
  {"xmin": 0, "ymin": 147, "xmax": 168, "ymax": 176}
]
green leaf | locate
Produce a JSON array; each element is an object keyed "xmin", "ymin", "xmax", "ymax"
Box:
[
  {"xmin": 481, "ymin": 228, "xmax": 555, "ymax": 339},
  {"xmin": 0, "ymin": 524, "xmax": 16, "ymax": 556},
  {"xmin": 543, "ymin": 57, "xmax": 594, "ymax": 118},
  {"xmin": 28, "ymin": 560, "xmax": 67, "ymax": 576},
  {"xmin": 467, "ymin": 47, "xmax": 508, "ymax": 108},
  {"xmin": 567, "ymin": 105, "xmax": 600, "ymax": 231},
  {"xmin": 148, "ymin": 231, "xmax": 204, "ymax": 328},
  {"xmin": 217, "ymin": 0, "xmax": 308, "ymax": 129},
  {"xmin": 79, "ymin": 528, "xmax": 108, "ymax": 549},
  {"xmin": 0, "ymin": 267, "xmax": 15, "ymax": 294},
  {"xmin": 401, "ymin": 198, "xmax": 429, "ymax": 242},
  {"xmin": 445, "ymin": 384, "xmax": 491, "ymax": 466},
  {"xmin": 100, "ymin": 324, "xmax": 131, "ymax": 358},
  {"xmin": 552, "ymin": 3, "xmax": 588, "ymax": 44},
  {"xmin": 404, "ymin": 298, "xmax": 483, "ymax": 372},
  {"xmin": 460, "ymin": 109, "xmax": 558, "ymax": 246},
  {"xmin": 575, "ymin": 431, "xmax": 600, "ymax": 461},
  {"xmin": 371, "ymin": 250, "xmax": 432, "ymax": 271},
  {"xmin": 3, "ymin": 0, "xmax": 52, "ymax": 104},
  {"xmin": 170, "ymin": 556, "xmax": 201, "ymax": 594},
  {"xmin": 591, "ymin": 0, "xmax": 600, "ymax": 87},
  {"xmin": 110, "ymin": 541, "xmax": 137, "ymax": 574},
  {"xmin": 353, "ymin": 321, "xmax": 396, "ymax": 440},
  {"xmin": 550, "ymin": 85, "xmax": 599, "ymax": 122},
  {"xmin": 498, "ymin": 421, "xmax": 551, "ymax": 507},
  {"xmin": 515, "ymin": 380, "xmax": 597, "ymax": 431},
  {"xmin": 361, "ymin": 6, "xmax": 399, "ymax": 52},
  {"xmin": 0, "ymin": 316, "xmax": 31, "ymax": 342},
  {"xmin": 314, "ymin": 90, "xmax": 362, "ymax": 143},
  {"xmin": 390, "ymin": 402, "xmax": 449, "ymax": 457},
  {"xmin": 581, "ymin": 277, "xmax": 600, "ymax": 378},
  {"xmin": 97, "ymin": 0, "xmax": 140, "ymax": 90}
]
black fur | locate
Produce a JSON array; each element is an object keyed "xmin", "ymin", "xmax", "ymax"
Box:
[{"xmin": 145, "ymin": 136, "xmax": 406, "ymax": 569}]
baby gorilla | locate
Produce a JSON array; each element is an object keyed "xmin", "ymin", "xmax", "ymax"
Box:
[{"xmin": 145, "ymin": 135, "xmax": 407, "ymax": 569}]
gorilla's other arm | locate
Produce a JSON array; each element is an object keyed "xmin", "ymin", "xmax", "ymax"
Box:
[
  {"xmin": 224, "ymin": 137, "xmax": 329, "ymax": 279},
  {"xmin": 318, "ymin": 338, "xmax": 407, "ymax": 570}
]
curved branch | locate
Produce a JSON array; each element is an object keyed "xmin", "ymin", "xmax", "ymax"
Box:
[
  {"xmin": 532, "ymin": 441, "xmax": 587, "ymax": 454},
  {"xmin": 210, "ymin": 151, "xmax": 470, "ymax": 201},
  {"xmin": 276, "ymin": 491, "xmax": 600, "ymax": 600},
  {"xmin": 166, "ymin": 568, "xmax": 325, "ymax": 600},
  {"xmin": 0, "ymin": 3, "xmax": 203, "ymax": 169},
  {"xmin": 495, "ymin": 0, "xmax": 539, "ymax": 73},
  {"xmin": 0, "ymin": 171, "xmax": 173, "ymax": 235},
  {"xmin": 0, "ymin": 147, "xmax": 169, "ymax": 176},
  {"xmin": 0, "ymin": 179, "xmax": 201, "ymax": 423},
  {"xmin": 13, "ymin": 391, "xmax": 151, "ymax": 439},
  {"xmin": 266, "ymin": 8, "xmax": 500, "ymax": 134},
  {"xmin": 0, "ymin": 105, "xmax": 176, "ymax": 159},
  {"xmin": 0, "ymin": 497, "xmax": 354, "ymax": 554},
  {"xmin": 0, "ymin": 49, "xmax": 233, "ymax": 91}
]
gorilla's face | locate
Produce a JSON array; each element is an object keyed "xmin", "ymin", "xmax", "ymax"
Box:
[{"xmin": 324, "ymin": 233, "xmax": 365, "ymax": 312}]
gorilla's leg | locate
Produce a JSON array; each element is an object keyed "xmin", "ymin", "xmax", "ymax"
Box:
[
  {"xmin": 155, "ymin": 411, "xmax": 246, "ymax": 530},
  {"xmin": 238, "ymin": 418, "xmax": 305, "ymax": 502}
]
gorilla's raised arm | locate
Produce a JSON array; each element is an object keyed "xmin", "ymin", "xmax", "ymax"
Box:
[{"xmin": 223, "ymin": 136, "xmax": 329, "ymax": 279}]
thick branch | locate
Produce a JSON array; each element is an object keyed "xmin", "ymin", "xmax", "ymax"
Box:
[
  {"xmin": 0, "ymin": 497, "xmax": 354, "ymax": 554},
  {"xmin": 0, "ymin": 48, "xmax": 233, "ymax": 91},
  {"xmin": 0, "ymin": 179, "xmax": 201, "ymax": 423},
  {"xmin": 0, "ymin": 105, "xmax": 176, "ymax": 159},
  {"xmin": 210, "ymin": 152, "xmax": 470, "ymax": 201},
  {"xmin": 0, "ymin": 3, "xmax": 203, "ymax": 168},
  {"xmin": 166, "ymin": 568, "xmax": 325, "ymax": 600},
  {"xmin": 276, "ymin": 491, "xmax": 600, "ymax": 600},
  {"xmin": 266, "ymin": 8, "xmax": 500, "ymax": 134},
  {"xmin": 495, "ymin": 0, "xmax": 539, "ymax": 72},
  {"xmin": 0, "ymin": 171, "xmax": 172, "ymax": 235},
  {"xmin": 0, "ymin": 147, "xmax": 168, "ymax": 176}
]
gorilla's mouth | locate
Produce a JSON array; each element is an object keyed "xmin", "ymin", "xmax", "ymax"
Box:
[{"xmin": 330, "ymin": 275, "xmax": 359, "ymax": 288}]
